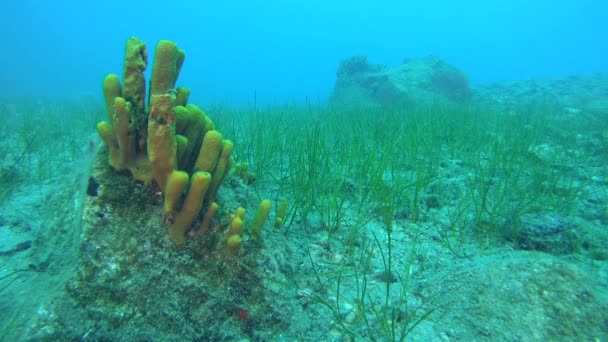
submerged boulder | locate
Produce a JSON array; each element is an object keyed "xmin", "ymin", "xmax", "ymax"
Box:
[{"xmin": 330, "ymin": 55, "xmax": 472, "ymax": 106}]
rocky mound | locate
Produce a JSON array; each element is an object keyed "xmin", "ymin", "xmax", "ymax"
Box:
[{"xmin": 330, "ymin": 55, "xmax": 472, "ymax": 106}]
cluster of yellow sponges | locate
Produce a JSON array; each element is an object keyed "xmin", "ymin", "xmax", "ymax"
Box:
[
  {"xmin": 97, "ymin": 37, "xmax": 234, "ymax": 246},
  {"xmin": 226, "ymin": 207, "xmax": 246, "ymax": 254},
  {"xmin": 232, "ymin": 162, "xmax": 256, "ymax": 185},
  {"xmin": 225, "ymin": 200, "xmax": 272, "ymax": 254}
]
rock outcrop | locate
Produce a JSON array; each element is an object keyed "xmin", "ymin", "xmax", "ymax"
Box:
[{"xmin": 330, "ymin": 55, "xmax": 472, "ymax": 106}]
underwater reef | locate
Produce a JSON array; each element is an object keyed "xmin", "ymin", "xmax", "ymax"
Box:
[{"xmin": 1, "ymin": 38, "xmax": 608, "ymax": 341}]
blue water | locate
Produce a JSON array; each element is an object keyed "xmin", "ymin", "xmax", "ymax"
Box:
[{"xmin": 2, "ymin": 0, "xmax": 607, "ymax": 105}]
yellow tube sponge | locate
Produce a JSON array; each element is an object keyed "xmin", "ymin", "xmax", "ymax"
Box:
[
  {"xmin": 226, "ymin": 235, "xmax": 242, "ymax": 255},
  {"xmin": 207, "ymin": 140, "xmax": 233, "ymax": 201},
  {"xmin": 122, "ymin": 37, "xmax": 147, "ymax": 117},
  {"xmin": 129, "ymin": 154, "xmax": 154, "ymax": 184},
  {"xmin": 148, "ymin": 94, "xmax": 177, "ymax": 191},
  {"xmin": 249, "ymin": 200, "xmax": 272, "ymax": 242},
  {"xmin": 169, "ymin": 171, "xmax": 211, "ymax": 246},
  {"xmin": 175, "ymin": 86, "xmax": 190, "ymax": 107},
  {"xmin": 228, "ymin": 217, "xmax": 244, "ymax": 236},
  {"xmin": 174, "ymin": 105, "xmax": 190, "ymax": 132},
  {"xmin": 175, "ymin": 134, "xmax": 188, "ymax": 168},
  {"xmin": 233, "ymin": 162, "xmax": 249, "ymax": 184},
  {"xmin": 185, "ymin": 104, "xmax": 211, "ymax": 132},
  {"xmin": 176, "ymin": 48, "xmax": 185, "ymax": 77},
  {"xmin": 113, "ymin": 97, "xmax": 136, "ymax": 169},
  {"xmin": 202, "ymin": 113, "xmax": 214, "ymax": 132},
  {"xmin": 198, "ymin": 202, "xmax": 218, "ymax": 236},
  {"xmin": 235, "ymin": 207, "xmax": 246, "ymax": 221},
  {"xmin": 194, "ymin": 130, "xmax": 223, "ymax": 173},
  {"xmin": 150, "ymin": 40, "xmax": 180, "ymax": 96},
  {"xmin": 97, "ymin": 121, "xmax": 119, "ymax": 164},
  {"xmin": 275, "ymin": 199, "xmax": 288, "ymax": 228},
  {"xmin": 102, "ymin": 73, "xmax": 121, "ymax": 124},
  {"xmin": 164, "ymin": 171, "xmax": 189, "ymax": 214},
  {"xmin": 176, "ymin": 104, "xmax": 208, "ymax": 171},
  {"xmin": 225, "ymin": 209, "xmax": 245, "ymax": 255}
]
